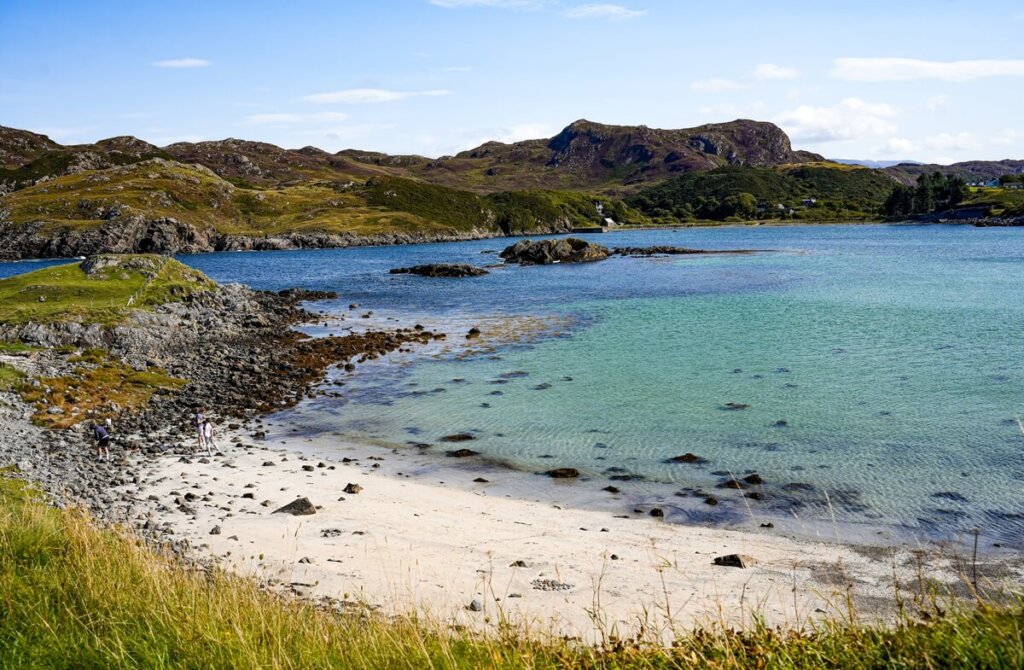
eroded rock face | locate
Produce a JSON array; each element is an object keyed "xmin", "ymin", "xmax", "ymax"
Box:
[
  {"xmin": 499, "ymin": 238, "xmax": 609, "ymax": 265},
  {"xmin": 389, "ymin": 263, "xmax": 489, "ymax": 278}
]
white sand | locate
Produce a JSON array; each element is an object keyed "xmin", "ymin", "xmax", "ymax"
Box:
[{"xmin": 127, "ymin": 431, "xmax": 991, "ymax": 644}]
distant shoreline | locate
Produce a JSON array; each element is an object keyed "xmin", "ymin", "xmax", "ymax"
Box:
[{"xmin": 0, "ymin": 219, "xmax": 995, "ymax": 265}]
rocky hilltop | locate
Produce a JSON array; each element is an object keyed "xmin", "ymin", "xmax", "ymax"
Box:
[{"xmin": 343, "ymin": 119, "xmax": 824, "ymax": 194}]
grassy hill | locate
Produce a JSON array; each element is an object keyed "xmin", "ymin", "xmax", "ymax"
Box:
[
  {"xmin": 2, "ymin": 473, "xmax": 1022, "ymax": 668},
  {"xmin": 0, "ymin": 158, "xmax": 647, "ymax": 255},
  {"xmin": 627, "ymin": 164, "xmax": 896, "ymax": 222},
  {"xmin": 0, "ymin": 254, "xmax": 214, "ymax": 325}
]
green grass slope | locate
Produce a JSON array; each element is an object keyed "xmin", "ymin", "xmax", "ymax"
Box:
[
  {"xmin": 1, "ymin": 474, "xmax": 1022, "ymax": 669},
  {"xmin": 0, "ymin": 254, "xmax": 214, "ymax": 326},
  {"xmin": 960, "ymin": 187, "xmax": 1024, "ymax": 216}
]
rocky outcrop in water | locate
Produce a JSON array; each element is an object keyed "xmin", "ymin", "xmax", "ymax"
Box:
[
  {"xmin": 389, "ymin": 263, "xmax": 489, "ymax": 277},
  {"xmin": 612, "ymin": 246, "xmax": 759, "ymax": 256},
  {"xmin": 499, "ymin": 238, "xmax": 609, "ymax": 265}
]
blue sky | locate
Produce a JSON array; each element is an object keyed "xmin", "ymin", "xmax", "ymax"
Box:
[{"xmin": 2, "ymin": 0, "xmax": 1023, "ymax": 163}]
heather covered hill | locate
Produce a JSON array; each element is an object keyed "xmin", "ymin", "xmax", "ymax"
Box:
[
  {"xmin": 0, "ymin": 130, "xmax": 170, "ymax": 191},
  {"xmin": 0, "ymin": 126, "xmax": 61, "ymax": 169},
  {"xmin": 0, "ymin": 158, "xmax": 647, "ymax": 258},
  {"xmin": 629, "ymin": 163, "xmax": 896, "ymax": 222}
]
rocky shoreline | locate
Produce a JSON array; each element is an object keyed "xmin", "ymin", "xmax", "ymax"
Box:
[
  {"xmin": 0, "ymin": 276, "xmax": 444, "ymax": 530},
  {"xmin": 0, "ymin": 217, "xmax": 504, "ymax": 260}
]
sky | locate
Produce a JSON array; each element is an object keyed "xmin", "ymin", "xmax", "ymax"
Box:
[{"xmin": 2, "ymin": 0, "xmax": 1023, "ymax": 164}]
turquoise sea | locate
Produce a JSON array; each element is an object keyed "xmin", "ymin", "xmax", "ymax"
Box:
[{"xmin": 4, "ymin": 224, "xmax": 1022, "ymax": 549}]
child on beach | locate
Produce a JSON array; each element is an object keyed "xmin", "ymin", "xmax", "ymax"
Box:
[
  {"xmin": 202, "ymin": 418, "xmax": 217, "ymax": 456},
  {"xmin": 90, "ymin": 422, "xmax": 111, "ymax": 462}
]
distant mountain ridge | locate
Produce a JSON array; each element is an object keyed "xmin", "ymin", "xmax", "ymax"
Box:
[
  {"xmin": 2, "ymin": 119, "xmax": 1022, "ymax": 258},
  {"xmin": 1, "ymin": 119, "xmax": 824, "ymax": 196},
  {"xmin": 832, "ymin": 159, "xmax": 922, "ymax": 169},
  {"xmin": 340, "ymin": 119, "xmax": 824, "ymax": 194}
]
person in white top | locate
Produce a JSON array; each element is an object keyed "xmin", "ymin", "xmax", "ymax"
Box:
[{"xmin": 202, "ymin": 419, "xmax": 217, "ymax": 456}]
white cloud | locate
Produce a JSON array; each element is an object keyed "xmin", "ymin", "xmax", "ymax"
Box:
[
  {"xmin": 880, "ymin": 129, "xmax": 1024, "ymax": 159},
  {"xmin": 776, "ymin": 97, "xmax": 898, "ymax": 143},
  {"xmin": 491, "ymin": 123, "xmax": 551, "ymax": 143},
  {"xmin": 301, "ymin": 88, "xmax": 451, "ymax": 104},
  {"xmin": 152, "ymin": 58, "xmax": 210, "ymax": 69},
  {"xmin": 993, "ymin": 129, "xmax": 1024, "ymax": 146},
  {"xmin": 690, "ymin": 78, "xmax": 746, "ymax": 93},
  {"xmin": 562, "ymin": 4, "xmax": 647, "ymax": 20},
  {"xmin": 753, "ymin": 63, "xmax": 799, "ymax": 80},
  {"xmin": 832, "ymin": 57, "xmax": 1024, "ymax": 82},
  {"xmin": 921, "ymin": 132, "xmax": 978, "ymax": 152},
  {"xmin": 925, "ymin": 94, "xmax": 949, "ymax": 111},
  {"xmin": 246, "ymin": 112, "xmax": 351, "ymax": 125},
  {"xmin": 883, "ymin": 137, "xmax": 915, "ymax": 154}
]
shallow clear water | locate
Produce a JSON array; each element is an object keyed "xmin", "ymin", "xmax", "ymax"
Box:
[{"xmin": 6, "ymin": 225, "xmax": 1023, "ymax": 548}]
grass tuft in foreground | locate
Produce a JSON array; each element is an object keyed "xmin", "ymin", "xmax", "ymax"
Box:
[{"xmin": 1, "ymin": 474, "xmax": 1022, "ymax": 669}]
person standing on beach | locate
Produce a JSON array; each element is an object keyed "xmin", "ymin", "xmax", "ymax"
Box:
[
  {"xmin": 195, "ymin": 408, "xmax": 206, "ymax": 452},
  {"xmin": 90, "ymin": 422, "xmax": 111, "ymax": 462},
  {"xmin": 202, "ymin": 418, "xmax": 217, "ymax": 456}
]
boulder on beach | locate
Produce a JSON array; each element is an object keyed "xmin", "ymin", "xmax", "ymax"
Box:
[
  {"xmin": 713, "ymin": 553, "xmax": 759, "ymax": 568},
  {"xmin": 389, "ymin": 263, "xmax": 489, "ymax": 278},
  {"xmin": 499, "ymin": 238, "xmax": 609, "ymax": 265},
  {"xmin": 544, "ymin": 467, "xmax": 580, "ymax": 479},
  {"xmin": 272, "ymin": 497, "xmax": 317, "ymax": 516}
]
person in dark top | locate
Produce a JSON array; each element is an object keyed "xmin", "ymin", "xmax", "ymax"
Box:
[{"xmin": 90, "ymin": 422, "xmax": 111, "ymax": 462}]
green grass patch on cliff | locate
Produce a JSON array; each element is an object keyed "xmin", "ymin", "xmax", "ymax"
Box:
[
  {"xmin": 960, "ymin": 187, "xmax": 1024, "ymax": 216},
  {"xmin": 0, "ymin": 364, "xmax": 24, "ymax": 391},
  {"xmin": 1, "ymin": 473, "xmax": 1022, "ymax": 669},
  {"xmin": 0, "ymin": 254, "xmax": 214, "ymax": 326}
]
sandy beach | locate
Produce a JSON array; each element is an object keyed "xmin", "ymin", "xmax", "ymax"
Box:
[{"xmin": 118, "ymin": 424, "xmax": 1019, "ymax": 644}]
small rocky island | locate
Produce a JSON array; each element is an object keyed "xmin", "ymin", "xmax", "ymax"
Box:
[
  {"xmin": 389, "ymin": 263, "xmax": 489, "ymax": 278},
  {"xmin": 498, "ymin": 237, "xmax": 764, "ymax": 266},
  {"xmin": 499, "ymin": 238, "xmax": 609, "ymax": 265}
]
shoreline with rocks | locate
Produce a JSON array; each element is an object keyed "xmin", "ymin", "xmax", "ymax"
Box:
[
  {"xmin": 6, "ymin": 389, "xmax": 1022, "ymax": 643},
  {"xmin": 2, "ymin": 257, "xmax": 1022, "ymax": 643}
]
